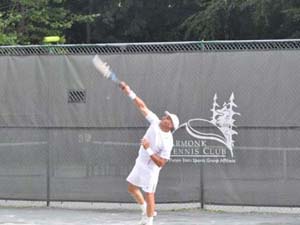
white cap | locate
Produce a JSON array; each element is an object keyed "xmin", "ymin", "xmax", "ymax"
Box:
[{"xmin": 165, "ymin": 111, "xmax": 179, "ymax": 130}]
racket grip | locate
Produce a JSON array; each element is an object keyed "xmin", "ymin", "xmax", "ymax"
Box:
[{"xmin": 109, "ymin": 72, "xmax": 120, "ymax": 84}]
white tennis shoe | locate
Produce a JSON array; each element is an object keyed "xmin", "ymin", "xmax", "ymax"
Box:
[
  {"xmin": 145, "ymin": 217, "xmax": 154, "ymax": 225},
  {"xmin": 138, "ymin": 203, "xmax": 157, "ymax": 225},
  {"xmin": 138, "ymin": 213, "xmax": 156, "ymax": 225},
  {"xmin": 138, "ymin": 215, "xmax": 148, "ymax": 225},
  {"xmin": 139, "ymin": 217, "xmax": 154, "ymax": 225}
]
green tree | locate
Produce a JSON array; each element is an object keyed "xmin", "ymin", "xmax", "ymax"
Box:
[
  {"xmin": 67, "ymin": 0, "xmax": 198, "ymax": 43},
  {"xmin": 280, "ymin": 0, "xmax": 300, "ymax": 38},
  {"xmin": 180, "ymin": 0, "xmax": 299, "ymax": 41},
  {"xmin": 1, "ymin": 0, "xmax": 299, "ymax": 44},
  {"xmin": 0, "ymin": 0, "xmax": 19, "ymax": 45},
  {"xmin": 0, "ymin": 0, "xmax": 97, "ymax": 45},
  {"xmin": 0, "ymin": 12, "xmax": 18, "ymax": 45},
  {"xmin": 180, "ymin": 0, "xmax": 257, "ymax": 40}
]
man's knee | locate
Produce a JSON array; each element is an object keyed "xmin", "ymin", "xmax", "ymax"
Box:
[
  {"xmin": 145, "ymin": 192, "xmax": 155, "ymax": 196},
  {"xmin": 128, "ymin": 183, "xmax": 138, "ymax": 194},
  {"xmin": 145, "ymin": 192, "xmax": 155, "ymax": 202}
]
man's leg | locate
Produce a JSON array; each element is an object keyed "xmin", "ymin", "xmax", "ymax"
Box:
[
  {"xmin": 128, "ymin": 183, "xmax": 148, "ymax": 224},
  {"xmin": 128, "ymin": 182, "xmax": 145, "ymax": 204},
  {"xmin": 144, "ymin": 192, "xmax": 155, "ymax": 224}
]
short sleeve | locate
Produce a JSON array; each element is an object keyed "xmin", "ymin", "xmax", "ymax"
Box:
[{"xmin": 145, "ymin": 110, "xmax": 160, "ymax": 124}]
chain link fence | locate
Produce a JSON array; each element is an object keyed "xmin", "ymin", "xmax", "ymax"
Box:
[{"xmin": 0, "ymin": 39, "xmax": 300, "ymax": 56}]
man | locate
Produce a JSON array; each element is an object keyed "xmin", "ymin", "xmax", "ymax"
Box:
[{"xmin": 119, "ymin": 81, "xmax": 179, "ymax": 225}]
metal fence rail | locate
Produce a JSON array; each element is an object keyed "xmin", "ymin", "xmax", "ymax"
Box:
[{"xmin": 0, "ymin": 39, "xmax": 300, "ymax": 56}]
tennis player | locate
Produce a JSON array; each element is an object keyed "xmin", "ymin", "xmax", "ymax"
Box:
[{"xmin": 119, "ymin": 81, "xmax": 179, "ymax": 225}]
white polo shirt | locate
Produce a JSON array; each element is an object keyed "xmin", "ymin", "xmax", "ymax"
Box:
[
  {"xmin": 126, "ymin": 111, "xmax": 174, "ymax": 193},
  {"xmin": 136, "ymin": 111, "xmax": 173, "ymax": 172}
]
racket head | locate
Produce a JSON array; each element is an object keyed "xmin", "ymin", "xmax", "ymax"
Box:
[{"xmin": 92, "ymin": 55, "xmax": 111, "ymax": 78}]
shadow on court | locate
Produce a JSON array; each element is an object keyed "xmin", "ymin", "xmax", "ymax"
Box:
[{"xmin": 0, "ymin": 207, "xmax": 300, "ymax": 225}]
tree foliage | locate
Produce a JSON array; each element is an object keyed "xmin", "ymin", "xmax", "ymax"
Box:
[
  {"xmin": 0, "ymin": 0, "xmax": 299, "ymax": 45},
  {"xmin": 180, "ymin": 0, "xmax": 300, "ymax": 40},
  {"xmin": 0, "ymin": 0, "xmax": 97, "ymax": 44},
  {"xmin": 0, "ymin": 11, "xmax": 18, "ymax": 45}
]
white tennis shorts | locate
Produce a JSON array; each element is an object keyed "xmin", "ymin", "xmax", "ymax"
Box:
[{"xmin": 126, "ymin": 162, "xmax": 160, "ymax": 193}]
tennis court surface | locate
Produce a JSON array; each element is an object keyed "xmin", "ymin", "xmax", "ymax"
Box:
[{"xmin": 1, "ymin": 206, "xmax": 300, "ymax": 225}]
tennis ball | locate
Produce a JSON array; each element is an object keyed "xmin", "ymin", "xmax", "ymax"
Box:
[{"xmin": 43, "ymin": 36, "xmax": 60, "ymax": 43}]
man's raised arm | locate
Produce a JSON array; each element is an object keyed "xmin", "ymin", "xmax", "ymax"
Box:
[{"xmin": 119, "ymin": 81, "xmax": 150, "ymax": 117}]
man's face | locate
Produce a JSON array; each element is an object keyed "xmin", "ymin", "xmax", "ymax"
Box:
[{"xmin": 160, "ymin": 115, "xmax": 173, "ymax": 130}]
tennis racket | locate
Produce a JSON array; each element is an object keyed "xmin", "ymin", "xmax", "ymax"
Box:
[{"xmin": 92, "ymin": 55, "xmax": 121, "ymax": 85}]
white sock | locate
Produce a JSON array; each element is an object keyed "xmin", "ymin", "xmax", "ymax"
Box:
[{"xmin": 139, "ymin": 202, "xmax": 147, "ymax": 214}]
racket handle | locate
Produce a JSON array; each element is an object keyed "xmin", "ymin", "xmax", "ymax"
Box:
[{"xmin": 109, "ymin": 72, "xmax": 120, "ymax": 84}]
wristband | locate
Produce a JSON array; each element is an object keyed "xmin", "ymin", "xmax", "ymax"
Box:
[
  {"xmin": 128, "ymin": 90, "xmax": 137, "ymax": 100},
  {"xmin": 146, "ymin": 148, "xmax": 155, "ymax": 156}
]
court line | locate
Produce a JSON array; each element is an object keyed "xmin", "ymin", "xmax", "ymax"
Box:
[
  {"xmin": 92, "ymin": 141, "xmax": 300, "ymax": 151},
  {"xmin": 0, "ymin": 141, "xmax": 48, "ymax": 146},
  {"xmin": 172, "ymin": 155, "xmax": 226, "ymax": 158},
  {"xmin": 234, "ymin": 146, "xmax": 300, "ymax": 151},
  {"xmin": 92, "ymin": 141, "xmax": 139, "ymax": 146}
]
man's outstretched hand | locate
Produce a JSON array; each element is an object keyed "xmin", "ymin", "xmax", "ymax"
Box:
[{"xmin": 119, "ymin": 81, "xmax": 131, "ymax": 95}]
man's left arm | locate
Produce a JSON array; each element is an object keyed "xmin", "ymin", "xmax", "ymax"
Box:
[{"xmin": 141, "ymin": 139, "xmax": 168, "ymax": 168}]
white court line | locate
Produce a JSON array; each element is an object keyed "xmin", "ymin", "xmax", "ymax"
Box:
[
  {"xmin": 0, "ymin": 141, "xmax": 48, "ymax": 146},
  {"xmin": 234, "ymin": 146, "xmax": 300, "ymax": 151},
  {"xmin": 0, "ymin": 141, "xmax": 296, "ymax": 151},
  {"xmin": 93, "ymin": 141, "xmax": 300, "ymax": 151},
  {"xmin": 92, "ymin": 141, "xmax": 139, "ymax": 146},
  {"xmin": 172, "ymin": 155, "xmax": 226, "ymax": 158}
]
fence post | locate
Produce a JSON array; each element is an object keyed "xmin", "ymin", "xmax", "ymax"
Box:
[
  {"xmin": 46, "ymin": 130, "xmax": 50, "ymax": 207},
  {"xmin": 200, "ymin": 163, "xmax": 205, "ymax": 209},
  {"xmin": 283, "ymin": 149, "xmax": 287, "ymax": 180}
]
